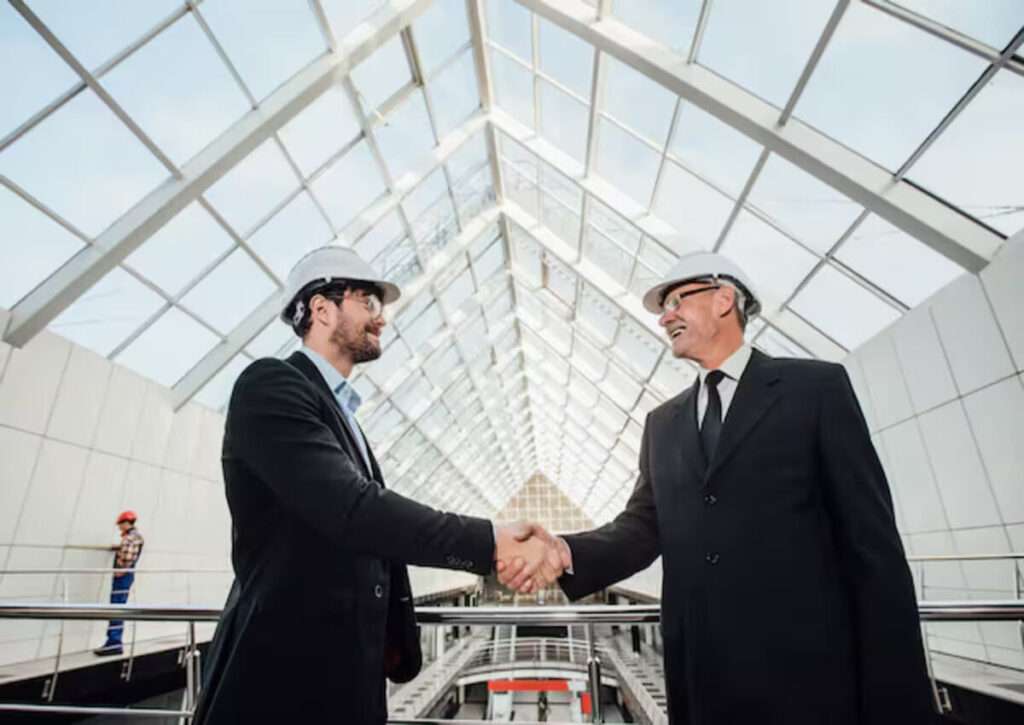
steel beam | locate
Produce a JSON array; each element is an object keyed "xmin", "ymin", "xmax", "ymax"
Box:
[
  {"xmin": 3, "ymin": 0, "xmax": 434, "ymax": 348},
  {"xmin": 513, "ymin": 0, "xmax": 1004, "ymax": 271}
]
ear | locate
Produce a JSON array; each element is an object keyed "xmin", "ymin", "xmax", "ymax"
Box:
[{"xmin": 715, "ymin": 285, "xmax": 736, "ymax": 319}]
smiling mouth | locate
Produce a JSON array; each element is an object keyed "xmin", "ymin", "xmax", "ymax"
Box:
[{"xmin": 669, "ymin": 327, "xmax": 686, "ymax": 339}]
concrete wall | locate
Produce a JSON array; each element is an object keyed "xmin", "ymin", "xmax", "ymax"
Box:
[
  {"xmin": 0, "ymin": 311, "xmax": 479, "ymax": 667},
  {"xmin": 844, "ymin": 228, "xmax": 1024, "ymax": 670}
]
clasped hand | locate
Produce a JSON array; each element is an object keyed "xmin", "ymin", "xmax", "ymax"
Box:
[{"xmin": 494, "ymin": 522, "xmax": 572, "ymax": 594}]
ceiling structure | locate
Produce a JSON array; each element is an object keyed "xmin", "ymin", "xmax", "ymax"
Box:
[{"xmin": 2, "ymin": 0, "xmax": 1021, "ymax": 524}]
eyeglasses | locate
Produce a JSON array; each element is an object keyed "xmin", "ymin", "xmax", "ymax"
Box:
[
  {"xmin": 321, "ymin": 291, "xmax": 384, "ymax": 319},
  {"xmin": 661, "ymin": 284, "xmax": 720, "ymax": 313}
]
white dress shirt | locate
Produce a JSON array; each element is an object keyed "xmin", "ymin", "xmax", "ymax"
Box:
[{"xmin": 696, "ymin": 344, "xmax": 753, "ymax": 428}]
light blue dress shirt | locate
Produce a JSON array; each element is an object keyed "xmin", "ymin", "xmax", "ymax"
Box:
[{"xmin": 298, "ymin": 346, "xmax": 373, "ymax": 474}]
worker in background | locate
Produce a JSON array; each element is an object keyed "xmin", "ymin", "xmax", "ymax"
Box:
[
  {"xmin": 194, "ymin": 247, "xmax": 563, "ymax": 724},
  {"xmin": 502, "ymin": 252, "xmax": 936, "ymax": 724},
  {"xmin": 93, "ymin": 510, "xmax": 144, "ymax": 656}
]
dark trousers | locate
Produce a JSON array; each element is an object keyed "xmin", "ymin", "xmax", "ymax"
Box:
[{"xmin": 103, "ymin": 572, "xmax": 135, "ymax": 647}]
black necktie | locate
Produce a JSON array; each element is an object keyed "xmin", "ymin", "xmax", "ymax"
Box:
[{"xmin": 701, "ymin": 370, "xmax": 725, "ymax": 462}]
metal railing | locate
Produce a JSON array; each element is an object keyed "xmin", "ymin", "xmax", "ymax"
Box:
[{"xmin": 0, "ymin": 601, "xmax": 1021, "ymax": 723}]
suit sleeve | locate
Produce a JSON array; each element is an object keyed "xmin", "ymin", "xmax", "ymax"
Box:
[
  {"xmin": 817, "ymin": 365, "xmax": 935, "ymax": 723},
  {"xmin": 559, "ymin": 417, "xmax": 660, "ymax": 600},
  {"xmin": 227, "ymin": 360, "xmax": 494, "ymax": 575}
]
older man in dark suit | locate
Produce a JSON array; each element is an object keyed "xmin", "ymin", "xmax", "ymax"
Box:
[
  {"xmin": 195, "ymin": 247, "xmax": 563, "ymax": 725},
  {"xmin": 502, "ymin": 252, "xmax": 935, "ymax": 724}
]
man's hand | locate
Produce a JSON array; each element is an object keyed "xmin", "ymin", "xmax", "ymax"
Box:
[{"xmin": 494, "ymin": 522, "xmax": 572, "ymax": 594}]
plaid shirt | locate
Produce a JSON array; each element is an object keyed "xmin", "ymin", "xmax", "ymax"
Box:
[{"xmin": 114, "ymin": 528, "xmax": 145, "ymax": 571}]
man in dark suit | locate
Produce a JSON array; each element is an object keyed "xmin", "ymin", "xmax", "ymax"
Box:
[
  {"xmin": 501, "ymin": 252, "xmax": 935, "ymax": 724},
  {"xmin": 195, "ymin": 247, "xmax": 563, "ymax": 724}
]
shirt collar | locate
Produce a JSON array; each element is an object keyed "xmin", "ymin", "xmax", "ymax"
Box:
[
  {"xmin": 697, "ymin": 343, "xmax": 753, "ymax": 386},
  {"xmin": 298, "ymin": 346, "xmax": 362, "ymax": 414}
]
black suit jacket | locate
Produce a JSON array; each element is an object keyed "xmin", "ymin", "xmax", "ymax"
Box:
[
  {"xmin": 194, "ymin": 352, "xmax": 494, "ymax": 725},
  {"xmin": 561, "ymin": 350, "xmax": 934, "ymax": 725}
]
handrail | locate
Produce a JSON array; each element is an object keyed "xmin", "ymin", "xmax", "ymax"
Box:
[
  {"xmin": 0, "ymin": 567, "xmax": 232, "ymax": 575},
  {"xmin": 907, "ymin": 552, "xmax": 1024, "ymax": 562},
  {"xmin": 0, "ymin": 601, "xmax": 1022, "ymax": 623}
]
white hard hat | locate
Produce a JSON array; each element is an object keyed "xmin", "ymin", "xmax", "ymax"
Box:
[
  {"xmin": 280, "ymin": 246, "xmax": 400, "ymax": 326},
  {"xmin": 641, "ymin": 251, "xmax": 761, "ymax": 318}
]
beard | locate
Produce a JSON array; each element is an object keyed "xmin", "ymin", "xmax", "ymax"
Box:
[{"xmin": 330, "ymin": 319, "xmax": 382, "ymax": 364}]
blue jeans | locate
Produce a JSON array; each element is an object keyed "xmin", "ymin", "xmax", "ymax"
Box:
[{"xmin": 103, "ymin": 572, "xmax": 134, "ymax": 647}]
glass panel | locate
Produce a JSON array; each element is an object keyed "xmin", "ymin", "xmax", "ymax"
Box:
[
  {"xmin": 747, "ymin": 154, "xmax": 862, "ymax": 255},
  {"xmin": 836, "ymin": 214, "xmax": 964, "ymax": 306},
  {"xmin": 789, "ymin": 264, "xmax": 901, "ymax": 350},
  {"xmin": 278, "ymin": 85, "xmax": 361, "ymax": 178},
  {"xmin": 539, "ymin": 79, "xmax": 588, "ymax": 169},
  {"xmin": 194, "ymin": 353, "xmax": 252, "ymax": 411},
  {"xmin": 0, "ymin": 2, "xmax": 78, "ymax": 140},
  {"xmin": 368, "ymin": 336, "xmax": 409, "ymax": 386},
  {"xmin": 578, "ymin": 285, "xmax": 620, "ymax": 345},
  {"xmin": 490, "ymin": 48, "xmax": 535, "ymax": 129},
  {"xmin": 653, "ymin": 161, "xmax": 734, "ymax": 252},
  {"xmin": 310, "ymin": 141, "xmax": 387, "ymax": 230},
  {"xmin": 180, "ymin": 249, "xmax": 277, "ymax": 334},
  {"xmin": 669, "ymin": 101, "xmax": 763, "ymax": 197},
  {"xmin": 113, "ymin": 306, "xmax": 220, "ymax": 387},
  {"xmin": 351, "ymin": 35, "xmax": 411, "ymax": 112},
  {"xmin": 909, "ymin": 70, "xmax": 1024, "ymax": 236},
  {"xmin": 594, "ymin": 118, "xmax": 661, "ymax": 207},
  {"xmin": 701, "ymin": 0, "xmax": 836, "ymax": 107},
  {"xmin": 102, "ymin": 14, "xmax": 250, "ymax": 166},
  {"xmin": 414, "ymin": 0, "xmax": 470, "ymax": 76},
  {"xmin": 486, "ymin": 0, "xmax": 532, "ymax": 63},
  {"xmin": 428, "ymin": 50, "xmax": 480, "ymax": 138},
  {"xmin": 0, "ymin": 90, "xmax": 168, "ymax": 238},
  {"xmin": 446, "ymin": 131, "xmax": 488, "ymax": 181},
  {"xmin": 440, "ymin": 266, "xmax": 475, "ymax": 311},
  {"xmin": 403, "ymin": 168, "xmax": 449, "ymax": 220},
  {"xmin": 125, "ymin": 202, "xmax": 234, "ymax": 296},
  {"xmin": 320, "ymin": 1, "xmax": 386, "ymax": 43},
  {"xmin": 30, "ymin": 0, "xmax": 181, "ymax": 70},
  {"xmin": 204, "ymin": 138, "xmax": 299, "ymax": 236},
  {"xmin": 374, "ymin": 237, "xmax": 421, "ymax": 288},
  {"xmin": 375, "ymin": 90, "xmax": 436, "ymax": 181},
  {"xmin": 894, "ymin": 1, "xmax": 1024, "ymax": 49},
  {"xmin": 475, "ymin": 242, "xmax": 507, "ymax": 287},
  {"xmin": 399, "ymin": 303, "xmax": 444, "ymax": 354},
  {"xmin": 796, "ymin": 1, "xmax": 989, "ymax": 169},
  {"xmin": 603, "ymin": 56, "xmax": 676, "ymax": 144},
  {"xmin": 50, "ymin": 267, "xmax": 164, "ymax": 356},
  {"xmin": 354, "ymin": 210, "xmax": 404, "ymax": 263},
  {"xmin": 612, "ymin": 0, "xmax": 702, "ymax": 56},
  {"xmin": 718, "ymin": 210, "xmax": 818, "ymax": 309},
  {"xmin": 538, "ymin": 17, "xmax": 593, "ymax": 98},
  {"xmin": 755, "ymin": 325, "xmax": 811, "ymax": 359},
  {"xmin": 583, "ymin": 227, "xmax": 632, "ymax": 291},
  {"xmin": 245, "ymin": 319, "xmax": 294, "ymax": 359},
  {"xmin": 453, "ymin": 166, "xmax": 495, "ymax": 225},
  {"xmin": 248, "ymin": 191, "xmax": 334, "ymax": 280},
  {"xmin": 612, "ymin": 319, "xmax": 662, "ymax": 378},
  {"xmin": 200, "ymin": 0, "xmax": 324, "ymax": 101},
  {"xmin": 0, "ymin": 186, "xmax": 85, "ymax": 308}
]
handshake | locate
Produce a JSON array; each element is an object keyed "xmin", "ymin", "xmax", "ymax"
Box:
[{"xmin": 493, "ymin": 522, "xmax": 573, "ymax": 594}]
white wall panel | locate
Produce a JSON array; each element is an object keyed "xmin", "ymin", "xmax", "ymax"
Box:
[
  {"xmin": 13, "ymin": 439, "xmax": 89, "ymax": 547},
  {"xmin": 980, "ymin": 231, "xmax": 1024, "ymax": 370},
  {"xmin": 879, "ymin": 420, "xmax": 947, "ymax": 533},
  {"xmin": 962, "ymin": 376, "xmax": 1024, "ymax": 524},
  {"xmin": 0, "ymin": 428, "xmax": 43, "ymax": 543},
  {"xmin": 0, "ymin": 331, "xmax": 70, "ymax": 434},
  {"xmin": 930, "ymin": 274, "xmax": 1015, "ymax": 396},
  {"xmin": 918, "ymin": 402, "xmax": 1001, "ymax": 530},
  {"xmin": 92, "ymin": 365, "xmax": 149, "ymax": 457},
  {"xmin": 66, "ymin": 451, "xmax": 130, "ymax": 547},
  {"xmin": 889, "ymin": 306, "xmax": 958, "ymax": 414},
  {"xmin": 46, "ymin": 346, "xmax": 112, "ymax": 448},
  {"xmin": 131, "ymin": 383, "xmax": 175, "ymax": 467},
  {"xmin": 857, "ymin": 333, "xmax": 913, "ymax": 429}
]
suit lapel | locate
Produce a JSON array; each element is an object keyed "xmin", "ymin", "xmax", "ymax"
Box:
[
  {"xmin": 286, "ymin": 352, "xmax": 377, "ymax": 482},
  {"xmin": 705, "ymin": 349, "xmax": 781, "ymax": 483},
  {"xmin": 662, "ymin": 381, "xmax": 706, "ymax": 482}
]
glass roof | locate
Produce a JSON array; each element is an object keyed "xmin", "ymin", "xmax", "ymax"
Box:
[{"xmin": 1, "ymin": 0, "xmax": 1019, "ymax": 523}]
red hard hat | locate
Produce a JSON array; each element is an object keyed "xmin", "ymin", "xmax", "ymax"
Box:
[{"xmin": 116, "ymin": 510, "xmax": 137, "ymax": 524}]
